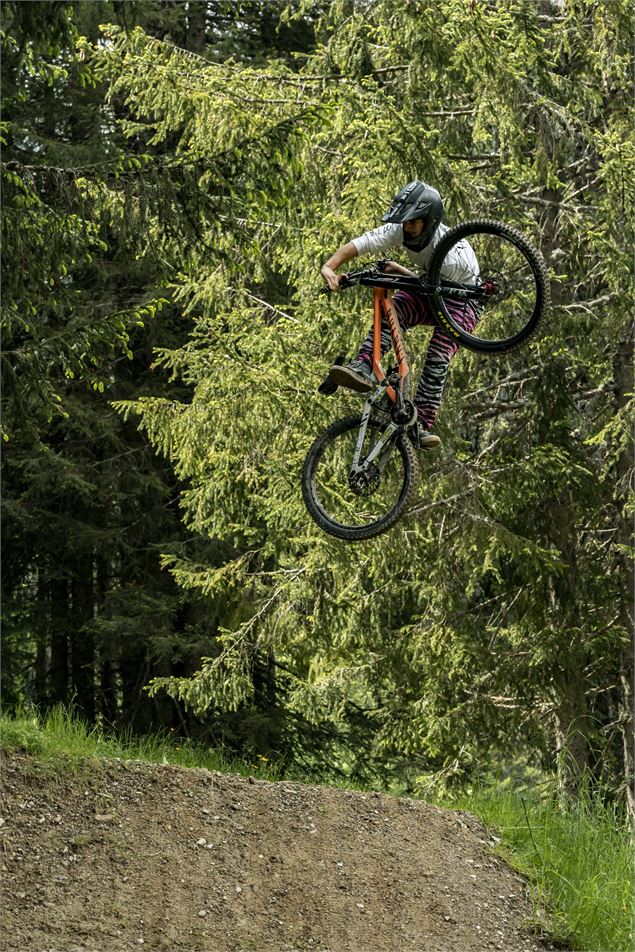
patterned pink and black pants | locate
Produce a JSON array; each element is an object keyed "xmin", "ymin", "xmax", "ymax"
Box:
[{"xmin": 356, "ymin": 291, "xmax": 480, "ymax": 430}]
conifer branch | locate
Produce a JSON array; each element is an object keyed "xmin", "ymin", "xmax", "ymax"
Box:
[
  {"xmin": 447, "ymin": 153, "xmax": 499, "ymax": 161},
  {"xmin": 133, "ymin": 32, "xmax": 411, "ymax": 84},
  {"xmin": 421, "ymin": 108, "xmax": 475, "ymax": 117},
  {"xmin": 234, "ymin": 290, "xmax": 301, "ymax": 325},
  {"xmin": 2, "ymin": 104, "xmax": 319, "ymax": 185}
]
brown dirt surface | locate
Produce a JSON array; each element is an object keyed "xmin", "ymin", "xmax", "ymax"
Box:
[{"xmin": 0, "ymin": 751, "xmax": 557, "ymax": 952}]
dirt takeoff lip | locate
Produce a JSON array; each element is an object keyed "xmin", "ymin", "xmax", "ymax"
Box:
[{"xmin": 1, "ymin": 752, "xmax": 556, "ymax": 952}]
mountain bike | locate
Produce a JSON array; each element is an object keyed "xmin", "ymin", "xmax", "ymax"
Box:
[{"xmin": 302, "ymin": 219, "xmax": 549, "ymax": 542}]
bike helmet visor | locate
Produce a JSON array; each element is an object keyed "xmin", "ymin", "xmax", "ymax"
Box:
[{"xmin": 382, "ymin": 180, "xmax": 444, "ymax": 251}]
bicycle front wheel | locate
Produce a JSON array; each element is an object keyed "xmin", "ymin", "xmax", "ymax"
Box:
[
  {"xmin": 302, "ymin": 415, "xmax": 419, "ymax": 541},
  {"xmin": 429, "ymin": 219, "xmax": 550, "ymax": 354}
]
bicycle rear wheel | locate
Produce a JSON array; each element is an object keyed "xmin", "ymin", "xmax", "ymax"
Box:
[
  {"xmin": 302, "ymin": 415, "xmax": 419, "ymax": 541},
  {"xmin": 429, "ymin": 219, "xmax": 549, "ymax": 354}
]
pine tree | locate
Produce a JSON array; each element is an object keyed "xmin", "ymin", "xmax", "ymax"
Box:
[
  {"xmin": 1, "ymin": 1, "xmax": 332, "ymax": 758},
  {"xmin": 3, "ymin": 1, "xmax": 632, "ymax": 804},
  {"xmin": 101, "ymin": 1, "xmax": 633, "ymax": 800}
]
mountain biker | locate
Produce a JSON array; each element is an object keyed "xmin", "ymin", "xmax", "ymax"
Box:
[{"xmin": 320, "ymin": 180, "xmax": 480, "ymax": 450}]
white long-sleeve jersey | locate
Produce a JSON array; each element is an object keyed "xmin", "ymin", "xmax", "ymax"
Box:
[{"xmin": 351, "ymin": 222, "xmax": 479, "ymax": 286}]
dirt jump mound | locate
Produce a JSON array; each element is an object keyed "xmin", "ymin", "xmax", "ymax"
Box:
[{"xmin": 1, "ymin": 753, "xmax": 556, "ymax": 952}]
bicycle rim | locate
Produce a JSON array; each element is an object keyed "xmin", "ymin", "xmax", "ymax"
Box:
[
  {"xmin": 302, "ymin": 416, "xmax": 419, "ymax": 541},
  {"xmin": 429, "ymin": 220, "xmax": 549, "ymax": 354}
]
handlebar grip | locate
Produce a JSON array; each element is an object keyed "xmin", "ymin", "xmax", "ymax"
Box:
[{"xmin": 321, "ymin": 275, "xmax": 350, "ymax": 294}]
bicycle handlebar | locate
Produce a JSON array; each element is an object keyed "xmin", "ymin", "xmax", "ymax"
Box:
[
  {"xmin": 320, "ymin": 264, "xmax": 427, "ymax": 295},
  {"xmin": 320, "ymin": 261, "xmax": 486, "ymax": 301}
]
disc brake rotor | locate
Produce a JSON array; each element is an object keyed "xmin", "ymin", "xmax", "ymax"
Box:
[{"xmin": 348, "ymin": 464, "xmax": 381, "ymax": 497}]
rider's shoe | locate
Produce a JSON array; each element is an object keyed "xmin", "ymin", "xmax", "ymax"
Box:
[
  {"xmin": 328, "ymin": 358, "xmax": 374, "ymax": 393},
  {"xmin": 410, "ymin": 422, "xmax": 442, "ymax": 450}
]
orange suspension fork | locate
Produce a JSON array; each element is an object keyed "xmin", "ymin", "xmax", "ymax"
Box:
[{"xmin": 371, "ymin": 287, "xmax": 409, "ymax": 403}]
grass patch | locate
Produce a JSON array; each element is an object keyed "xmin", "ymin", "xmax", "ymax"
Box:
[
  {"xmin": 450, "ymin": 784, "xmax": 634, "ymax": 952},
  {"xmin": 0, "ymin": 706, "xmax": 282, "ymax": 781}
]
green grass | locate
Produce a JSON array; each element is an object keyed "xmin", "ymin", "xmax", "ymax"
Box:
[
  {"xmin": 449, "ymin": 785, "xmax": 634, "ymax": 952},
  {"xmin": 0, "ymin": 706, "xmax": 282, "ymax": 781},
  {"xmin": 2, "ymin": 709, "xmax": 633, "ymax": 951}
]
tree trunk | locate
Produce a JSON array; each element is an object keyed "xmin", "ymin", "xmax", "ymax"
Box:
[
  {"xmin": 70, "ymin": 556, "xmax": 95, "ymax": 721},
  {"xmin": 185, "ymin": 1, "xmax": 207, "ymax": 54},
  {"xmin": 547, "ymin": 495, "xmax": 592, "ymax": 800},
  {"xmin": 613, "ymin": 324, "xmax": 634, "ymax": 818},
  {"xmin": 120, "ymin": 645, "xmax": 152, "ymax": 733},
  {"xmin": 251, "ymin": 648, "xmax": 281, "ymax": 756},
  {"xmin": 49, "ymin": 577, "xmax": 69, "ymax": 706},
  {"xmin": 538, "ymin": 122, "xmax": 594, "ymax": 800},
  {"xmin": 553, "ymin": 675, "xmax": 593, "ymax": 800},
  {"xmin": 100, "ymin": 660, "xmax": 118, "ymax": 725},
  {"xmin": 96, "ymin": 556, "xmax": 118, "ymax": 724},
  {"xmin": 34, "ymin": 564, "xmax": 49, "ymax": 708}
]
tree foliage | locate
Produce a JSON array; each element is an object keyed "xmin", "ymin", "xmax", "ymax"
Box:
[{"xmin": 2, "ymin": 0, "xmax": 633, "ymax": 802}]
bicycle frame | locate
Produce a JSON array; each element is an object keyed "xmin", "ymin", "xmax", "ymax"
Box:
[
  {"xmin": 330, "ymin": 266, "xmax": 485, "ymax": 477},
  {"xmin": 338, "ymin": 267, "xmax": 483, "ymax": 406},
  {"xmin": 371, "ymin": 287, "xmax": 408, "ymax": 404},
  {"xmin": 347, "ymin": 287, "xmax": 412, "ymax": 477}
]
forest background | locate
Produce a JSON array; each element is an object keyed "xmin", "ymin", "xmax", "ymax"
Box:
[{"xmin": 2, "ymin": 0, "xmax": 633, "ymax": 817}]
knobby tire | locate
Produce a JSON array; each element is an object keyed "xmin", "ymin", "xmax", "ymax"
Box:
[
  {"xmin": 429, "ymin": 219, "xmax": 550, "ymax": 354},
  {"xmin": 302, "ymin": 415, "xmax": 420, "ymax": 541}
]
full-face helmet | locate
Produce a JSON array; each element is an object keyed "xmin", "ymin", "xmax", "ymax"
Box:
[{"xmin": 382, "ymin": 180, "xmax": 444, "ymax": 251}]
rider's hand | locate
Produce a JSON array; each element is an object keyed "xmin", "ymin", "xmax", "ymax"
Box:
[
  {"xmin": 320, "ymin": 264, "xmax": 341, "ymax": 291},
  {"xmin": 383, "ymin": 260, "xmax": 417, "ymax": 277}
]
